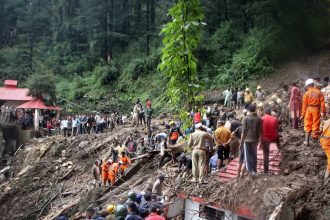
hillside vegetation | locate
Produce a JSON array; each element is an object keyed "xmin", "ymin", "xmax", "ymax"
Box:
[{"xmin": 0, "ymin": 0, "xmax": 329, "ymax": 112}]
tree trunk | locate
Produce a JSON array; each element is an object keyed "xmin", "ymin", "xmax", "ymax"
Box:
[
  {"xmin": 146, "ymin": 0, "xmax": 150, "ymax": 56},
  {"xmin": 150, "ymin": 0, "xmax": 155, "ymax": 30}
]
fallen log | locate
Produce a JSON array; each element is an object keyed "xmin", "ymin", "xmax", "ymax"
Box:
[{"xmin": 80, "ymin": 136, "xmax": 114, "ymax": 158}]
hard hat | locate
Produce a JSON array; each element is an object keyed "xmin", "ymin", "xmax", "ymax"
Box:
[
  {"xmin": 243, "ymin": 109, "xmax": 248, "ymax": 114},
  {"xmin": 276, "ymin": 99, "xmax": 282, "ymax": 105},
  {"xmin": 107, "ymin": 204, "xmax": 116, "ymax": 214},
  {"xmin": 305, "ymin": 78, "xmax": 314, "ymax": 86},
  {"xmin": 127, "ymin": 191, "xmax": 137, "ymax": 201},
  {"xmin": 115, "ymin": 204, "xmax": 127, "ymax": 218},
  {"xmin": 257, "ymin": 86, "xmax": 262, "ymax": 90},
  {"xmin": 245, "ymin": 88, "xmax": 250, "ymax": 92},
  {"xmin": 169, "ymin": 121, "xmax": 175, "ymax": 126},
  {"xmin": 257, "ymin": 102, "xmax": 264, "ymax": 108},
  {"xmin": 107, "ymin": 159, "xmax": 113, "ymax": 164}
]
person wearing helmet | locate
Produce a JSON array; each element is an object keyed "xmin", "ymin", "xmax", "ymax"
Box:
[
  {"xmin": 243, "ymin": 88, "xmax": 254, "ymax": 110},
  {"xmin": 127, "ymin": 191, "xmax": 137, "ymax": 203},
  {"xmin": 108, "ymin": 161, "xmax": 124, "ymax": 185},
  {"xmin": 255, "ymin": 86, "xmax": 266, "ymax": 105},
  {"xmin": 289, "ymin": 82, "xmax": 302, "ymax": 129},
  {"xmin": 169, "ymin": 122, "xmax": 183, "ymax": 145},
  {"xmin": 301, "ymin": 78, "xmax": 326, "ymax": 145},
  {"xmin": 115, "ymin": 204, "xmax": 128, "ymax": 220},
  {"xmin": 102, "ymin": 160, "xmax": 113, "ymax": 187}
]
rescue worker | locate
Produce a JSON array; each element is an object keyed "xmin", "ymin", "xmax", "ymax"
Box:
[
  {"xmin": 255, "ymin": 86, "xmax": 266, "ymax": 104},
  {"xmin": 119, "ymin": 151, "xmax": 131, "ymax": 171},
  {"xmin": 321, "ymin": 79, "xmax": 330, "ymax": 114},
  {"xmin": 85, "ymin": 207, "xmax": 105, "ymax": 220},
  {"xmin": 289, "ymin": 82, "xmax": 302, "ymax": 129},
  {"xmin": 214, "ymin": 121, "xmax": 231, "ymax": 171},
  {"xmin": 109, "ymin": 161, "xmax": 123, "ymax": 185},
  {"xmin": 320, "ymin": 118, "xmax": 330, "ymax": 185},
  {"xmin": 126, "ymin": 192, "xmax": 138, "ymax": 204},
  {"xmin": 243, "ymin": 88, "xmax": 254, "ymax": 110},
  {"xmin": 105, "ymin": 204, "xmax": 116, "ymax": 220},
  {"xmin": 114, "ymin": 204, "xmax": 128, "ymax": 220},
  {"xmin": 301, "ymin": 79, "xmax": 326, "ymax": 145},
  {"xmin": 126, "ymin": 202, "xmax": 142, "ymax": 220},
  {"xmin": 168, "ymin": 121, "xmax": 183, "ymax": 145},
  {"xmin": 102, "ymin": 160, "xmax": 113, "ymax": 187}
]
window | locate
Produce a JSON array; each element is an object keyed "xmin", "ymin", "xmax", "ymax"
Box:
[{"xmin": 199, "ymin": 205, "xmax": 225, "ymax": 220}]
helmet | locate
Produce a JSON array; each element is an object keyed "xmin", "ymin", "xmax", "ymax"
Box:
[
  {"xmin": 245, "ymin": 88, "xmax": 250, "ymax": 92},
  {"xmin": 107, "ymin": 159, "xmax": 113, "ymax": 164},
  {"xmin": 305, "ymin": 78, "xmax": 314, "ymax": 86},
  {"xmin": 115, "ymin": 204, "xmax": 127, "ymax": 218},
  {"xmin": 257, "ymin": 102, "xmax": 264, "ymax": 108},
  {"xmin": 276, "ymin": 99, "xmax": 282, "ymax": 105},
  {"xmin": 107, "ymin": 204, "xmax": 116, "ymax": 214},
  {"xmin": 169, "ymin": 121, "xmax": 175, "ymax": 126},
  {"xmin": 127, "ymin": 191, "xmax": 137, "ymax": 201},
  {"xmin": 257, "ymin": 86, "xmax": 262, "ymax": 90}
]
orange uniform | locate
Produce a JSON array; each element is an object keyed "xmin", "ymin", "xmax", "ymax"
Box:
[
  {"xmin": 302, "ymin": 87, "xmax": 326, "ymax": 138},
  {"xmin": 108, "ymin": 163, "xmax": 123, "ymax": 185},
  {"xmin": 119, "ymin": 156, "xmax": 131, "ymax": 171},
  {"xmin": 320, "ymin": 119, "xmax": 330, "ymax": 172},
  {"xmin": 102, "ymin": 162, "xmax": 111, "ymax": 184}
]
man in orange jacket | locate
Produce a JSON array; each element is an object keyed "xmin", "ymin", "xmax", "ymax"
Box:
[
  {"xmin": 301, "ymin": 79, "xmax": 326, "ymax": 145},
  {"xmin": 320, "ymin": 118, "xmax": 330, "ymax": 184},
  {"xmin": 119, "ymin": 151, "xmax": 131, "ymax": 171},
  {"xmin": 108, "ymin": 161, "xmax": 124, "ymax": 185},
  {"xmin": 101, "ymin": 159, "xmax": 113, "ymax": 186}
]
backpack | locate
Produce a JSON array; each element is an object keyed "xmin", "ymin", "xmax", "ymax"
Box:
[{"xmin": 170, "ymin": 130, "xmax": 179, "ymax": 141}]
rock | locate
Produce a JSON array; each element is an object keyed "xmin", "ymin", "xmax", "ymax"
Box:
[
  {"xmin": 263, "ymin": 185, "xmax": 306, "ymax": 207},
  {"xmin": 33, "ymin": 177, "xmax": 40, "ymax": 181},
  {"xmin": 0, "ymin": 174, "xmax": 5, "ymax": 184},
  {"xmin": 78, "ymin": 141, "xmax": 90, "ymax": 149},
  {"xmin": 269, "ymin": 202, "xmax": 294, "ymax": 220}
]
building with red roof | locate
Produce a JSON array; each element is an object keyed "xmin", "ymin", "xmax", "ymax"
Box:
[{"xmin": 0, "ymin": 80, "xmax": 32, "ymax": 106}]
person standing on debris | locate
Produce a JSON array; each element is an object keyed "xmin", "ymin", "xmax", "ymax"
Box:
[
  {"xmin": 102, "ymin": 159, "xmax": 113, "ymax": 187},
  {"xmin": 188, "ymin": 123, "xmax": 213, "ymax": 184},
  {"xmin": 179, "ymin": 154, "xmax": 192, "ymax": 177},
  {"xmin": 109, "ymin": 161, "xmax": 124, "ymax": 185},
  {"xmin": 60, "ymin": 117, "xmax": 69, "ymax": 137},
  {"xmin": 301, "ymin": 79, "xmax": 326, "ymax": 145},
  {"xmin": 133, "ymin": 103, "xmax": 140, "ymax": 127},
  {"xmin": 321, "ymin": 79, "xmax": 330, "ymax": 114},
  {"xmin": 241, "ymin": 104, "xmax": 262, "ymax": 175},
  {"xmin": 320, "ymin": 118, "xmax": 330, "ymax": 184},
  {"xmin": 255, "ymin": 86, "xmax": 266, "ymax": 105},
  {"xmin": 168, "ymin": 121, "xmax": 183, "ymax": 145},
  {"xmin": 243, "ymin": 88, "xmax": 254, "ymax": 110},
  {"xmin": 214, "ymin": 120, "xmax": 231, "ymax": 171},
  {"xmin": 137, "ymin": 138, "xmax": 148, "ymax": 156},
  {"xmin": 261, "ymin": 107, "xmax": 279, "ymax": 174},
  {"xmin": 146, "ymin": 106, "xmax": 153, "ymax": 127},
  {"xmin": 152, "ymin": 174, "xmax": 165, "ymax": 196},
  {"xmin": 289, "ymin": 82, "xmax": 302, "ymax": 129},
  {"xmin": 119, "ymin": 151, "xmax": 131, "ymax": 171},
  {"xmin": 223, "ymin": 88, "xmax": 232, "ymax": 108},
  {"xmin": 92, "ymin": 160, "xmax": 101, "ymax": 187}
]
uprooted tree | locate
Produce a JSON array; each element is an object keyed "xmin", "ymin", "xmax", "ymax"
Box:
[{"xmin": 159, "ymin": 0, "xmax": 205, "ymax": 108}]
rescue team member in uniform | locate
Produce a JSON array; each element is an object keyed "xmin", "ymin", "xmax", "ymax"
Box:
[
  {"xmin": 102, "ymin": 160, "xmax": 113, "ymax": 187},
  {"xmin": 119, "ymin": 151, "xmax": 131, "ymax": 171},
  {"xmin": 109, "ymin": 161, "xmax": 124, "ymax": 185},
  {"xmin": 301, "ymin": 79, "xmax": 326, "ymax": 145},
  {"xmin": 320, "ymin": 118, "xmax": 330, "ymax": 185}
]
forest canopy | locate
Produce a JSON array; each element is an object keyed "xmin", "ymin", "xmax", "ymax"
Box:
[{"xmin": 0, "ymin": 0, "xmax": 329, "ymax": 111}]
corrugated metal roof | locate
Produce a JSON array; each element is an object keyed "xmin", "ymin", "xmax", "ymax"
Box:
[
  {"xmin": 219, "ymin": 143, "xmax": 281, "ymax": 182},
  {"xmin": 4, "ymin": 80, "xmax": 18, "ymax": 87}
]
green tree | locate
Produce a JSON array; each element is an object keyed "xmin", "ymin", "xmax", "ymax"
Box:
[
  {"xmin": 27, "ymin": 62, "xmax": 57, "ymax": 104},
  {"xmin": 159, "ymin": 0, "xmax": 205, "ymax": 107}
]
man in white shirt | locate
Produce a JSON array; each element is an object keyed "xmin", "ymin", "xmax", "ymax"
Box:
[{"xmin": 60, "ymin": 117, "xmax": 69, "ymax": 137}]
